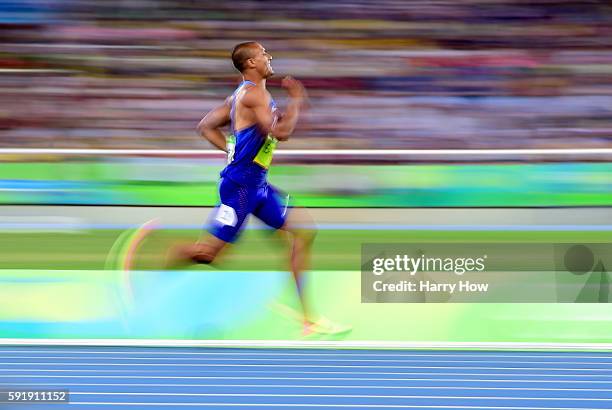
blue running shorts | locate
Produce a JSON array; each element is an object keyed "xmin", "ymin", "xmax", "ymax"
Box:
[{"xmin": 208, "ymin": 177, "xmax": 289, "ymax": 243}]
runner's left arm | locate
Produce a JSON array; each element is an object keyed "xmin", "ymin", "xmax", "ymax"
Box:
[{"xmin": 197, "ymin": 98, "xmax": 231, "ymax": 152}]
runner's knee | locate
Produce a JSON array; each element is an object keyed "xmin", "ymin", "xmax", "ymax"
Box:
[
  {"xmin": 188, "ymin": 244, "xmax": 219, "ymax": 265},
  {"xmin": 289, "ymin": 225, "xmax": 317, "ymax": 246},
  {"xmin": 192, "ymin": 252, "xmax": 215, "ymax": 264}
]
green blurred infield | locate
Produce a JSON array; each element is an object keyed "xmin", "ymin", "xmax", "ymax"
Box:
[
  {"xmin": 2, "ymin": 228, "xmax": 611, "ymax": 271},
  {"xmin": 2, "ymin": 225, "xmax": 612, "ymax": 342},
  {"xmin": 2, "ymin": 161, "xmax": 611, "ymax": 207}
]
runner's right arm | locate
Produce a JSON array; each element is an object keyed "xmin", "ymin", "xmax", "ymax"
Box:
[
  {"xmin": 273, "ymin": 76, "xmax": 306, "ymax": 140},
  {"xmin": 242, "ymin": 77, "xmax": 305, "ymax": 141}
]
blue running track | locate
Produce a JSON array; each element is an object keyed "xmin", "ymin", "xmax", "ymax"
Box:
[{"xmin": 1, "ymin": 346, "xmax": 612, "ymax": 409}]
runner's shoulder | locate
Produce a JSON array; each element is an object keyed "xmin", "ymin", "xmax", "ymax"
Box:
[{"xmin": 241, "ymin": 86, "xmax": 269, "ymax": 108}]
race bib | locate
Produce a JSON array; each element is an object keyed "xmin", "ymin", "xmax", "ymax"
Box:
[
  {"xmin": 215, "ymin": 204, "xmax": 237, "ymax": 227},
  {"xmin": 253, "ymin": 135, "xmax": 278, "ymax": 169},
  {"xmin": 226, "ymin": 134, "xmax": 236, "ymax": 164}
]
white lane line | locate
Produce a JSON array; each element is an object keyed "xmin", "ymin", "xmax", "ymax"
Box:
[
  {"xmin": 3, "ymin": 339, "xmax": 611, "ymax": 351},
  {"xmin": 3, "ymin": 375, "xmax": 612, "ymax": 384},
  {"xmin": 2, "ymin": 350, "xmax": 611, "ymax": 360},
  {"xmin": 70, "ymin": 403, "xmax": 607, "ymax": 409},
  {"xmin": 2, "ymin": 356, "xmax": 611, "ymax": 365},
  {"xmin": 2, "ymin": 371, "xmax": 612, "ymax": 378},
  {"xmin": 2, "ymin": 382, "xmax": 612, "ymax": 392},
  {"xmin": 2, "ymin": 362, "xmax": 611, "ymax": 372},
  {"xmin": 70, "ymin": 391, "xmax": 612, "ymax": 401},
  {"xmin": 3, "ymin": 148, "xmax": 612, "ymax": 156}
]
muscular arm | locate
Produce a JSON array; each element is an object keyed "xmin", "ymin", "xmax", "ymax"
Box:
[
  {"xmin": 242, "ymin": 85, "xmax": 303, "ymax": 141},
  {"xmin": 196, "ymin": 100, "xmax": 231, "ymax": 152},
  {"xmin": 271, "ymin": 98, "xmax": 302, "ymax": 141}
]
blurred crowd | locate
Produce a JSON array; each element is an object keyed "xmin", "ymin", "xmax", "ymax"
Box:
[{"xmin": 0, "ymin": 0, "xmax": 611, "ymax": 149}]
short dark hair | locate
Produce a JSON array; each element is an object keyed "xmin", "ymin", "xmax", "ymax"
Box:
[{"xmin": 231, "ymin": 42, "xmax": 258, "ymax": 72}]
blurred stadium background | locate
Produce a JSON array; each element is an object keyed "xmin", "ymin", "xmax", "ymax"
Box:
[
  {"xmin": 1, "ymin": 0, "xmax": 612, "ymax": 151},
  {"xmin": 0, "ymin": 0, "xmax": 611, "ymax": 344}
]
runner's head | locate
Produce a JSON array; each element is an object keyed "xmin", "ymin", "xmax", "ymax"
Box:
[{"xmin": 231, "ymin": 42, "xmax": 274, "ymax": 79}]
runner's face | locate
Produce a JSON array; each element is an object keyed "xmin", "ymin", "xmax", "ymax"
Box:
[{"xmin": 252, "ymin": 44, "xmax": 274, "ymax": 78}]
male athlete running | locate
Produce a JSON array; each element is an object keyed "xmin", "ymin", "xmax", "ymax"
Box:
[{"xmin": 176, "ymin": 42, "xmax": 344, "ymax": 335}]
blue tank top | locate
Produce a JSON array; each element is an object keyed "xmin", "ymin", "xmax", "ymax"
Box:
[{"xmin": 220, "ymin": 80, "xmax": 277, "ymax": 187}]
